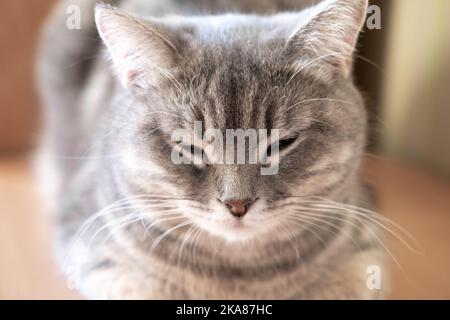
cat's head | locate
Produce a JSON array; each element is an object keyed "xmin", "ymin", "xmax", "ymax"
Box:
[{"xmin": 96, "ymin": 0, "xmax": 369, "ymax": 243}]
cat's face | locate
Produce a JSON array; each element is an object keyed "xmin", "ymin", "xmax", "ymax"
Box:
[{"xmin": 97, "ymin": 0, "xmax": 369, "ymax": 242}]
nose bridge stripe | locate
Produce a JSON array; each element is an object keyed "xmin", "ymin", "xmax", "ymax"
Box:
[{"xmin": 217, "ymin": 167, "xmax": 257, "ymax": 201}]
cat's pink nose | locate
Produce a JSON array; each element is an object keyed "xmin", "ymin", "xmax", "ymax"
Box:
[{"xmin": 224, "ymin": 199, "xmax": 254, "ymax": 218}]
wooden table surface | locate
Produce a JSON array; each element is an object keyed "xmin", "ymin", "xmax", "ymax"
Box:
[{"xmin": 1, "ymin": 155, "xmax": 449, "ymax": 300}]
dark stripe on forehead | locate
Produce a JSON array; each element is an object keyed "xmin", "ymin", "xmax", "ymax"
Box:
[{"xmin": 208, "ymin": 47, "xmax": 270, "ymax": 130}]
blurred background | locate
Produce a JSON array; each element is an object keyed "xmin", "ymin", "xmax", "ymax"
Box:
[{"xmin": 0, "ymin": 0, "xmax": 449, "ymax": 299}]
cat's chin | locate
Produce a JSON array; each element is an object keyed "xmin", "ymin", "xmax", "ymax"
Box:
[{"xmin": 195, "ymin": 218, "xmax": 272, "ymax": 243}]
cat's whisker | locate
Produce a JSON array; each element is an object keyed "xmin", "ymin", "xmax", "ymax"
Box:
[
  {"xmin": 176, "ymin": 224, "xmax": 198, "ymax": 268},
  {"xmin": 286, "ymin": 52, "xmax": 342, "ymax": 85},
  {"xmin": 71, "ymin": 202, "xmax": 179, "ymax": 240},
  {"xmin": 55, "ymin": 154, "xmax": 124, "ymax": 160},
  {"xmin": 64, "ymin": 201, "xmax": 144, "ymax": 262},
  {"xmin": 140, "ymin": 214, "xmax": 187, "ymax": 237},
  {"xmin": 88, "ymin": 210, "xmax": 179, "ymax": 248},
  {"xmin": 296, "ymin": 202, "xmax": 415, "ymax": 250},
  {"xmin": 147, "ymin": 60, "xmax": 183, "ymax": 91},
  {"xmin": 150, "ymin": 219, "xmax": 194, "ymax": 252},
  {"xmin": 281, "ymin": 216, "xmax": 337, "ymax": 249},
  {"xmin": 141, "ymin": 122, "xmax": 183, "ymax": 141},
  {"xmin": 353, "ymin": 53, "xmax": 386, "ymax": 74},
  {"xmin": 64, "ymin": 212, "xmax": 141, "ymax": 266},
  {"xmin": 282, "ymin": 208, "xmax": 405, "ymax": 271},
  {"xmin": 190, "ymin": 226, "xmax": 204, "ymax": 269},
  {"xmin": 284, "ymin": 208, "xmax": 380, "ymax": 249},
  {"xmin": 276, "ymin": 223, "xmax": 301, "ymax": 262},
  {"xmin": 301, "ymin": 117, "xmax": 336, "ymax": 129},
  {"xmin": 64, "ymin": 196, "xmax": 203, "ymax": 265},
  {"xmin": 90, "ymin": 212, "xmax": 188, "ymax": 252},
  {"xmin": 283, "ymin": 211, "xmax": 363, "ymax": 250},
  {"xmin": 285, "ymin": 98, "xmax": 354, "ymax": 112},
  {"xmin": 96, "ymin": 215, "xmax": 143, "ymax": 247},
  {"xmin": 283, "ymin": 213, "xmax": 405, "ymax": 271},
  {"xmin": 65, "ymin": 53, "xmax": 103, "ymax": 69},
  {"xmin": 275, "ymin": 195, "xmax": 423, "ymax": 255},
  {"xmin": 294, "ymin": 198, "xmax": 424, "ymax": 254}
]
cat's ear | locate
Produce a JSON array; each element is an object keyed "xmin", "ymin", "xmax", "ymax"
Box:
[
  {"xmin": 285, "ymin": 0, "xmax": 368, "ymax": 78},
  {"xmin": 95, "ymin": 5, "xmax": 181, "ymax": 91}
]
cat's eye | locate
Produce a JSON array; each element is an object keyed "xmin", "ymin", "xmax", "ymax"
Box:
[
  {"xmin": 267, "ymin": 137, "xmax": 297, "ymax": 157},
  {"xmin": 180, "ymin": 144, "xmax": 204, "ymax": 158},
  {"xmin": 278, "ymin": 137, "xmax": 297, "ymax": 151}
]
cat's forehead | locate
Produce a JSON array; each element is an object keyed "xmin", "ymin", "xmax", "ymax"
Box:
[
  {"xmin": 173, "ymin": 48, "xmax": 290, "ymax": 131},
  {"xmin": 158, "ymin": 12, "xmax": 337, "ymax": 132}
]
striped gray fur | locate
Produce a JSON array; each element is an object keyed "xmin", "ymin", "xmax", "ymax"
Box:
[{"xmin": 37, "ymin": 0, "xmax": 386, "ymax": 299}]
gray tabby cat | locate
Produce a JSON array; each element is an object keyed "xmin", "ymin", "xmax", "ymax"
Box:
[{"xmin": 38, "ymin": 0, "xmax": 387, "ymax": 299}]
